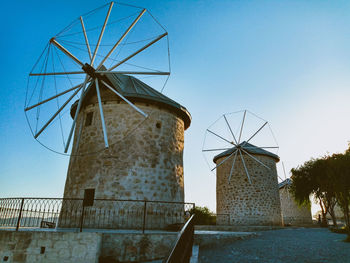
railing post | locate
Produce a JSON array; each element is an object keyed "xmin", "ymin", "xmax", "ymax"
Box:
[
  {"xmin": 142, "ymin": 200, "xmax": 147, "ymax": 234},
  {"xmin": 16, "ymin": 198, "xmax": 24, "ymax": 231}
]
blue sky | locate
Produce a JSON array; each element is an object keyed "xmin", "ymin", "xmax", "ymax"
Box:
[{"xmin": 1, "ymin": 0, "xmax": 350, "ymax": 213}]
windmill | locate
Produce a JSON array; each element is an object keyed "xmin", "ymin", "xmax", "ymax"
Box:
[
  {"xmin": 25, "ymin": 3, "xmax": 192, "ymax": 229},
  {"xmin": 279, "ymin": 162, "xmax": 292, "ymax": 199},
  {"xmin": 25, "ymin": 2, "xmax": 171, "ymax": 155},
  {"xmin": 205, "ymin": 110, "xmax": 282, "ymax": 226},
  {"xmin": 202, "ymin": 110, "xmax": 279, "ymax": 184}
]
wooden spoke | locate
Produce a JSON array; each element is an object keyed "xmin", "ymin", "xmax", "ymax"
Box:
[
  {"xmin": 211, "ymin": 149, "xmax": 237, "ymax": 171},
  {"xmin": 241, "ymin": 148, "xmax": 271, "ymax": 170},
  {"xmin": 108, "ymin": 33, "xmax": 168, "ymax": 71},
  {"xmin": 239, "ymin": 150, "xmax": 252, "ymax": 184},
  {"xmin": 30, "ymin": 71, "xmax": 85, "ymax": 76},
  {"xmin": 34, "ymin": 84, "xmax": 83, "ymax": 139},
  {"xmin": 50, "ymin": 38, "xmax": 84, "ymax": 67},
  {"xmin": 91, "ymin": 2, "xmax": 114, "ymax": 66},
  {"xmin": 238, "ymin": 110, "xmax": 246, "ymax": 144},
  {"xmin": 228, "ymin": 150, "xmax": 239, "ymax": 182},
  {"xmin": 207, "ymin": 129, "xmax": 234, "ymax": 145},
  {"xmin": 96, "ymin": 71, "xmax": 170, "ymax": 75},
  {"xmin": 100, "ymin": 79, "xmax": 148, "ymax": 118},
  {"xmin": 80, "ymin": 16, "xmax": 92, "ymax": 62},
  {"xmin": 224, "ymin": 114, "xmax": 238, "ymax": 145},
  {"xmin": 97, "ymin": 8, "xmax": 146, "ymax": 69},
  {"xmin": 25, "ymin": 83, "xmax": 84, "ymax": 111}
]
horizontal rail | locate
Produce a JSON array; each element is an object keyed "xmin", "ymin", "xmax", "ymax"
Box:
[{"xmin": 0, "ymin": 197, "xmax": 195, "ymax": 232}]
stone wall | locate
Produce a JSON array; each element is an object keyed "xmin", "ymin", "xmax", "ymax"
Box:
[
  {"xmin": 100, "ymin": 233, "xmax": 177, "ymax": 262},
  {"xmin": 0, "ymin": 231, "xmax": 101, "ymax": 263},
  {"xmin": 216, "ymin": 154, "xmax": 282, "ymax": 226},
  {"xmin": 61, "ymin": 98, "xmax": 186, "ymax": 228},
  {"xmin": 279, "ymin": 187, "xmax": 312, "ymax": 225},
  {"xmin": 0, "ymin": 231, "xmax": 177, "ymax": 263},
  {"xmin": 65, "ymin": 101, "xmax": 185, "ymax": 202}
]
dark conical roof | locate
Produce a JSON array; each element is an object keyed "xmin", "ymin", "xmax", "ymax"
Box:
[
  {"xmin": 279, "ymin": 178, "xmax": 292, "ymax": 189},
  {"xmin": 213, "ymin": 141, "xmax": 280, "ymax": 163},
  {"xmin": 71, "ymin": 72, "xmax": 191, "ymax": 129}
]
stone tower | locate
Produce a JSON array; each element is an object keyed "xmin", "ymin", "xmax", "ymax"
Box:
[
  {"xmin": 279, "ymin": 179, "xmax": 312, "ymax": 225},
  {"xmin": 59, "ymin": 73, "xmax": 191, "ymax": 228},
  {"xmin": 215, "ymin": 142, "xmax": 282, "ymax": 226}
]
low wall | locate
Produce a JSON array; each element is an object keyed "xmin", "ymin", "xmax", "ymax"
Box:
[
  {"xmin": 0, "ymin": 231, "xmax": 177, "ymax": 263},
  {"xmin": 0, "ymin": 231, "xmax": 101, "ymax": 263},
  {"xmin": 100, "ymin": 233, "xmax": 177, "ymax": 262}
]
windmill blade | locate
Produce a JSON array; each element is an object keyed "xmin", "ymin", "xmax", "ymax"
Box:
[
  {"xmin": 50, "ymin": 38, "xmax": 84, "ymax": 67},
  {"xmin": 100, "ymin": 80, "xmax": 148, "ymax": 118},
  {"xmin": 79, "ymin": 16, "xmax": 92, "ymax": 62},
  {"xmin": 240, "ymin": 148, "xmax": 271, "ymax": 170},
  {"xmin": 25, "ymin": 83, "xmax": 85, "ymax": 111},
  {"xmin": 108, "ymin": 32, "xmax": 168, "ymax": 71},
  {"xmin": 239, "ymin": 149, "xmax": 252, "ymax": 184},
  {"xmin": 95, "ymin": 79, "xmax": 109, "ymax": 148},
  {"xmin": 245, "ymin": 121, "xmax": 268, "ymax": 144},
  {"xmin": 96, "ymin": 71, "xmax": 170, "ymax": 76},
  {"xmin": 228, "ymin": 150, "xmax": 239, "ymax": 182},
  {"xmin": 211, "ymin": 149, "xmax": 237, "ymax": 171},
  {"xmin": 282, "ymin": 162, "xmax": 287, "ymax": 180},
  {"xmin": 202, "ymin": 148, "xmax": 232, "ymax": 152},
  {"xmin": 223, "ymin": 114, "xmax": 238, "ymax": 145},
  {"xmin": 243, "ymin": 146, "xmax": 279, "ymax": 149},
  {"xmin": 74, "ymin": 113, "xmax": 85, "ymax": 155},
  {"xmin": 238, "ymin": 110, "xmax": 246, "ymax": 144},
  {"xmin": 96, "ymin": 8, "xmax": 146, "ymax": 70},
  {"xmin": 91, "ymin": 1, "xmax": 114, "ymax": 66},
  {"xmin": 34, "ymin": 84, "xmax": 84, "ymax": 139},
  {"xmin": 30, "ymin": 71, "xmax": 85, "ymax": 76},
  {"xmin": 281, "ymin": 162, "xmax": 291, "ymax": 199},
  {"xmin": 207, "ymin": 129, "xmax": 234, "ymax": 145},
  {"xmin": 64, "ymin": 77, "xmax": 90, "ymax": 153}
]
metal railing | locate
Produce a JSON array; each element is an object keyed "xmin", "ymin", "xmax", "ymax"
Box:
[
  {"xmin": 164, "ymin": 214, "xmax": 195, "ymax": 263},
  {"xmin": 0, "ymin": 198, "xmax": 195, "ymax": 232}
]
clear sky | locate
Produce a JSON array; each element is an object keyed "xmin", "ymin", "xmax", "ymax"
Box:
[{"xmin": 1, "ymin": 0, "xmax": 350, "ymax": 214}]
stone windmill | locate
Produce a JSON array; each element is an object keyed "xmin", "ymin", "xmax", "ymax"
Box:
[
  {"xmin": 279, "ymin": 164, "xmax": 312, "ymax": 225},
  {"xmin": 24, "ymin": 2, "xmax": 191, "ymax": 228},
  {"xmin": 203, "ymin": 110, "xmax": 282, "ymax": 226}
]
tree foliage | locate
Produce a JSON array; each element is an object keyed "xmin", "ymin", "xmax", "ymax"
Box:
[
  {"xmin": 290, "ymin": 145, "xmax": 350, "ymax": 231},
  {"xmin": 189, "ymin": 206, "xmax": 216, "ymax": 225}
]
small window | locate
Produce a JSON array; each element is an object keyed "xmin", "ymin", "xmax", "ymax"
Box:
[
  {"xmin": 85, "ymin": 112, "xmax": 93, "ymax": 126},
  {"xmin": 156, "ymin": 122, "xmax": 162, "ymax": 129},
  {"xmin": 40, "ymin": 247, "xmax": 46, "ymax": 254}
]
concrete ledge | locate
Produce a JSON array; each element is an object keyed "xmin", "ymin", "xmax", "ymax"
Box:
[{"xmin": 195, "ymin": 225, "xmax": 283, "ymax": 232}]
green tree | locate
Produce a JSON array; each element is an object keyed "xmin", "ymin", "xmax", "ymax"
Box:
[
  {"xmin": 290, "ymin": 157, "xmax": 337, "ymax": 227},
  {"xmin": 330, "ymin": 151, "xmax": 350, "ymax": 229},
  {"xmin": 189, "ymin": 206, "xmax": 216, "ymax": 225}
]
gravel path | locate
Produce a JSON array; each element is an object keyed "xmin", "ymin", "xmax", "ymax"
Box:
[{"xmin": 199, "ymin": 228, "xmax": 350, "ymax": 263}]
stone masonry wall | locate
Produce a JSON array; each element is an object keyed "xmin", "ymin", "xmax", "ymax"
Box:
[
  {"xmin": 216, "ymin": 154, "xmax": 282, "ymax": 226},
  {"xmin": 64, "ymin": 101, "xmax": 185, "ymax": 202},
  {"xmin": 60, "ymin": 99, "xmax": 185, "ymax": 229},
  {"xmin": 0, "ymin": 231, "xmax": 101, "ymax": 263},
  {"xmin": 100, "ymin": 233, "xmax": 177, "ymax": 262},
  {"xmin": 0, "ymin": 231, "xmax": 177, "ymax": 263},
  {"xmin": 279, "ymin": 187, "xmax": 312, "ymax": 225}
]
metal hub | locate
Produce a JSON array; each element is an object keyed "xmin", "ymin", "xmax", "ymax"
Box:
[{"xmin": 82, "ymin": 63, "xmax": 97, "ymax": 78}]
